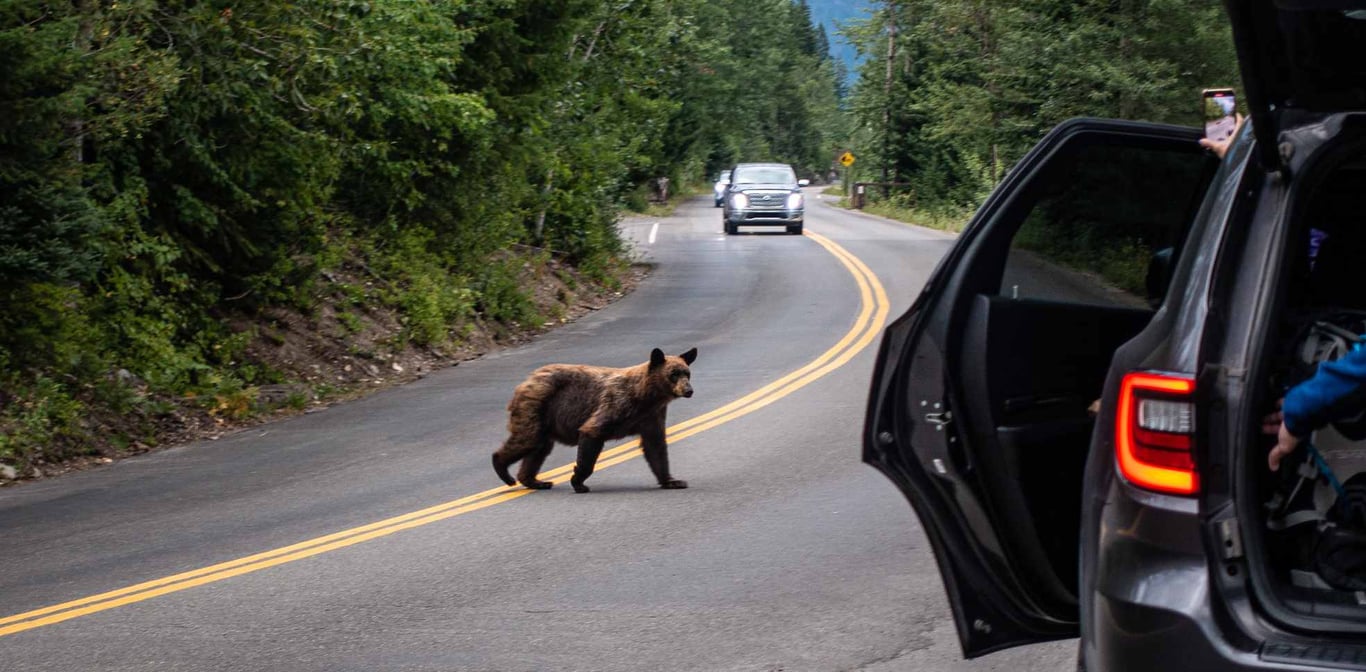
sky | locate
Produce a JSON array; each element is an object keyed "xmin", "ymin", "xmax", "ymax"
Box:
[{"xmin": 807, "ymin": 0, "xmax": 874, "ymax": 86}]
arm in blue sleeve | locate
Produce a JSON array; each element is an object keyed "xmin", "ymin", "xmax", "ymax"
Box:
[{"xmin": 1283, "ymin": 345, "xmax": 1366, "ymax": 437}]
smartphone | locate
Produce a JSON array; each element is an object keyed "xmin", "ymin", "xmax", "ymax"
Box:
[{"xmin": 1202, "ymin": 88, "xmax": 1237, "ymax": 142}]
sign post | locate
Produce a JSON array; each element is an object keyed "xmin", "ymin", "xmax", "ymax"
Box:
[{"xmin": 839, "ymin": 151, "xmax": 856, "ymax": 198}]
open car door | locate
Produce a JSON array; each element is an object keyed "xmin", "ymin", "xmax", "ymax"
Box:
[{"xmin": 863, "ymin": 119, "xmax": 1219, "ymax": 657}]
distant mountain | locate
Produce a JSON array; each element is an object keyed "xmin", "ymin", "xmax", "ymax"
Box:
[{"xmin": 807, "ymin": 0, "xmax": 874, "ymax": 87}]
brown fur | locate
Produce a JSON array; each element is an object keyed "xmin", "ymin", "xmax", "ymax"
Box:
[{"xmin": 491, "ymin": 347, "xmax": 697, "ymax": 493}]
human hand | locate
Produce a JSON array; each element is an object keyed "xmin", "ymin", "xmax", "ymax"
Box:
[
  {"xmin": 1268, "ymin": 422, "xmax": 1302, "ymax": 472},
  {"xmin": 1199, "ymin": 114, "xmax": 1245, "ymax": 160}
]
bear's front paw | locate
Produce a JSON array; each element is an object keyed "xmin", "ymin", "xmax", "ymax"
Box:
[
  {"xmin": 521, "ymin": 480, "xmax": 553, "ymax": 490},
  {"xmin": 660, "ymin": 479, "xmax": 688, "ymax": 489},
  {"xmin": 571, "ymin": 480, "xmax": 591, "ymax": 494}
]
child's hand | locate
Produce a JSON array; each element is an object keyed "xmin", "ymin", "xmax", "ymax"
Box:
[{"xmin": 1268, "ymin": 422, "xmax": 1302, "ymax": 472}]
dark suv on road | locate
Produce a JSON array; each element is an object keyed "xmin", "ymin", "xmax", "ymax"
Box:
[
  {"xmin": 864, "ymin": 2, "xmax": 1366, "ymax": 670},
  {"xmin": 721, "ymin": 162, "xmax": 808, "ymax": 235}
]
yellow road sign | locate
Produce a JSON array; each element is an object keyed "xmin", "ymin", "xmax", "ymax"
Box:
[{"xmin": 839, "ymin": 151, "xmax": 856, "ymax": 167}]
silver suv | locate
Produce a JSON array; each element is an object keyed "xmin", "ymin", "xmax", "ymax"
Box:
[{"xmin": 721, "ymin": 163, "xmax": 808, "ymax": 235}]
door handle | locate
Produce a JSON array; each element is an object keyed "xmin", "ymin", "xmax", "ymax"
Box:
[{"xmin": 925, "ymin": 411, "xmax": 952, "ymax": 430}]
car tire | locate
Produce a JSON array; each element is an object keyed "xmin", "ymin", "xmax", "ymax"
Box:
[
  {"xmin": 725, "ymin": 220, "xmax": 736, "ymax": 235},
  {"xmin": 787, "ymin": 222, "xmax": 803, "ymax": 235}
]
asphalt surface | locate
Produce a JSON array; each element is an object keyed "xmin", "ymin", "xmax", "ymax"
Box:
[{"xmin": 0, "ymin": 192, "xmax": 1075, "ymax": 671}]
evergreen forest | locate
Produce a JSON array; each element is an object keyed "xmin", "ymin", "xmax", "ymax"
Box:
[{"xmin": 840, "ymin": 0, "xmax": 1238, "ymax": 218}]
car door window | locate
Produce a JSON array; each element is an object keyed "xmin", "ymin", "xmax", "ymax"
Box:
[{"xmin": 998, "ymin": 143, "xmax": 1211, "ymax": 310}]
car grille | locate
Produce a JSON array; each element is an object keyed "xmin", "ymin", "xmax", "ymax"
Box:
[{"xmin": 744, "ymin": 191, "xmax": 789, "ymax": 209}]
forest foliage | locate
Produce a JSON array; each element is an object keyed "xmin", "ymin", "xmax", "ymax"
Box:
[
  {"xmin": 840, "ymin": 0, "xmax": 1239, "ymax": 220},
  {"xmin": 0, "ymin": 0, "xmax": 845, "ymax": 471}
]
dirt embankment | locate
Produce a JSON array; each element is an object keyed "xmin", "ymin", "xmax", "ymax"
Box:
[{"xmin": 2, "ymin": 253, "xmax": 648, "ymax": 486}]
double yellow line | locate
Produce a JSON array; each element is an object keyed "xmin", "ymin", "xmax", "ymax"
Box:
[{"xmin": 0, "ymin": 230, "xmax": 890, "ymax": 638}]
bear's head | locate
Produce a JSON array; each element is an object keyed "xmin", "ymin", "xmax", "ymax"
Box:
[{"xmin": 649, "ymin": 347, "xmax": 697, "ymax": 399}]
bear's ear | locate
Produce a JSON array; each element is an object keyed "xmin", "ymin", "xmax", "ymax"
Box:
[
  {"xmin": 679, "ymin": 347, "xmax": 697, "ymax": 365},
  {"xmin": 649, "ymin": 348, "xmax": 666, "ymax": 368}
]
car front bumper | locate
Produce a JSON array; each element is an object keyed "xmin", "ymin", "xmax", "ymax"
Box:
[{"xmin": 726, "ymin": 209, "xmax": 803, "ymax": 224}]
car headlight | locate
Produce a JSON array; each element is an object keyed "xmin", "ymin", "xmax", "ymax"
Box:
[
  {"xmin": 732, "ymin": 193, "xmax": 749, "ymax": 209},
  {"xmin": 787, "ymin": 192, "xmax": 804, "ymax": 209},
  {"xmin": 714, "ymin": 183, "xmax": 725, "ymax": 194}
]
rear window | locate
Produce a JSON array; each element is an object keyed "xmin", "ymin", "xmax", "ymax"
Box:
[{"xmin": 733, "ymin": 166, "xmax": 795, "ymax": 184}]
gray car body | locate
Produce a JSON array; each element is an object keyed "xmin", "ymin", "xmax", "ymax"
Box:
[
  {"xmin": 1081, "ymin": 110, "xmax": 1366, "ymax": 672},
  {"xmin": 864, "ymin": 82, "xmax": 1366, "ymax": 672},
  {"xmin": 866, "ymin": 112, "xmax": 1366, "ymax": 672},
  {"xmin": 721, "ymin": 162, "xmax": 804, "ymax": 235},
  {"xmin": 865, "ymin": 4, "xmax": 1366, "ymax": 668}
]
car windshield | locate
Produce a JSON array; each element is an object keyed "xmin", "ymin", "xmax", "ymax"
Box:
[
  {"xmin": 717, "ymin": 171, "xmax": 731, "ymax": 182},
  {"xmin": 733, "ymin": 166, "xmax": 794, "ymax": 184}
]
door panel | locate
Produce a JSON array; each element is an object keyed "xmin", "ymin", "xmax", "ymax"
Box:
[
  {"xmin": 960, "ymin": 296, "xmax": 1154, "ymax": 606},
  {"xmin": 864, "ymin": 118, "xmax": 1218, "ymax": 657}
]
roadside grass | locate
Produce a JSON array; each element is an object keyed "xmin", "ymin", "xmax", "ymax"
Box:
[{"xmin": 834, "ymin": 194, "xmax": 972, "ymax": 234}]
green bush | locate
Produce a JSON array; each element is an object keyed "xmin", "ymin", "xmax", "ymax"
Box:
[
  {"xmin": 476, "ymin": 257, "xmax": 543, "ymax": 328},
  {"xmin": 370, "ymin": 228, "xmax": 478, "ymax": 348},
  {"xmin": 0, "ymin": 376, "xmax": 87, "ymax": 470}
]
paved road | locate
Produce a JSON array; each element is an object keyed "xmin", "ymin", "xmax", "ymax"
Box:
[{"xmin": 0, "ymin": 193, "xmax": 1075, "ymax": 671}]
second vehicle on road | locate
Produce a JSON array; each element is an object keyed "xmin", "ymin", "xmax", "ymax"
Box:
[{"xmin": 721, "ymin": 163, "xmax": 807, "ymax": 235}]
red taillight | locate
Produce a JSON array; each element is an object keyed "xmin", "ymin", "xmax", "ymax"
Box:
[{"xmin": 1116, "ymin": 372, "xmax": 1199, "ymax": 496}]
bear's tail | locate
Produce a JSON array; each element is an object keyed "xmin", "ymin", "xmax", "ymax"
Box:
[{"xmin": 505, "ymin": 369, "xmax": 559, "ymax": 431}]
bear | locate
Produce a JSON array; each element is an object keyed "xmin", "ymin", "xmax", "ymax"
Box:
[{"xmin": 491, "ymin": 347, "xmax": 697, "ymax": 493}]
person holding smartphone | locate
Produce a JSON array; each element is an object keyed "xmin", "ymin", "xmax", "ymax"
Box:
[
  {"xmin": 1199, "ymin": 86, "xmax": 1242, "ymax": 159},
  {"xmin": 1198, "ymin": 116, "xmax": 1242, "ymax": 159}
]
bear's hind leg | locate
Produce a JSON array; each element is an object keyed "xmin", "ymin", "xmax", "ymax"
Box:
[
  {"xmin": 493, "ymin": 430, "xmax": 542, "ymax": 487},
  {"xmin": 491, "ymin": 453, "xmax": 516, "ymax": 486},
  {"xmin": 515, "ymin": 436, "xmax": 556, "ymax": 490}
]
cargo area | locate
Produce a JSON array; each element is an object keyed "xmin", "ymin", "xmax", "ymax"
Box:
[{"xmin": 1251, "ymin": 148, "xmax": 1366, "ymax": 625}]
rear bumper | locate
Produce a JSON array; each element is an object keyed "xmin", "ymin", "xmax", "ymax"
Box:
[
  {"xmin": 1090, "ymin": 481, "xmax": 1358, "ymax": 672},
  {"xmin": 1093, "ymin": 586, "xmax": 1256, "ymax": 671},
  {"xmin": 1090, "ymin": 482, "xmax": 1235, "ymax": 671},
  {"xmin": 1092, "ymin": 593, "xmax": 1366, "ymax": 672}
]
